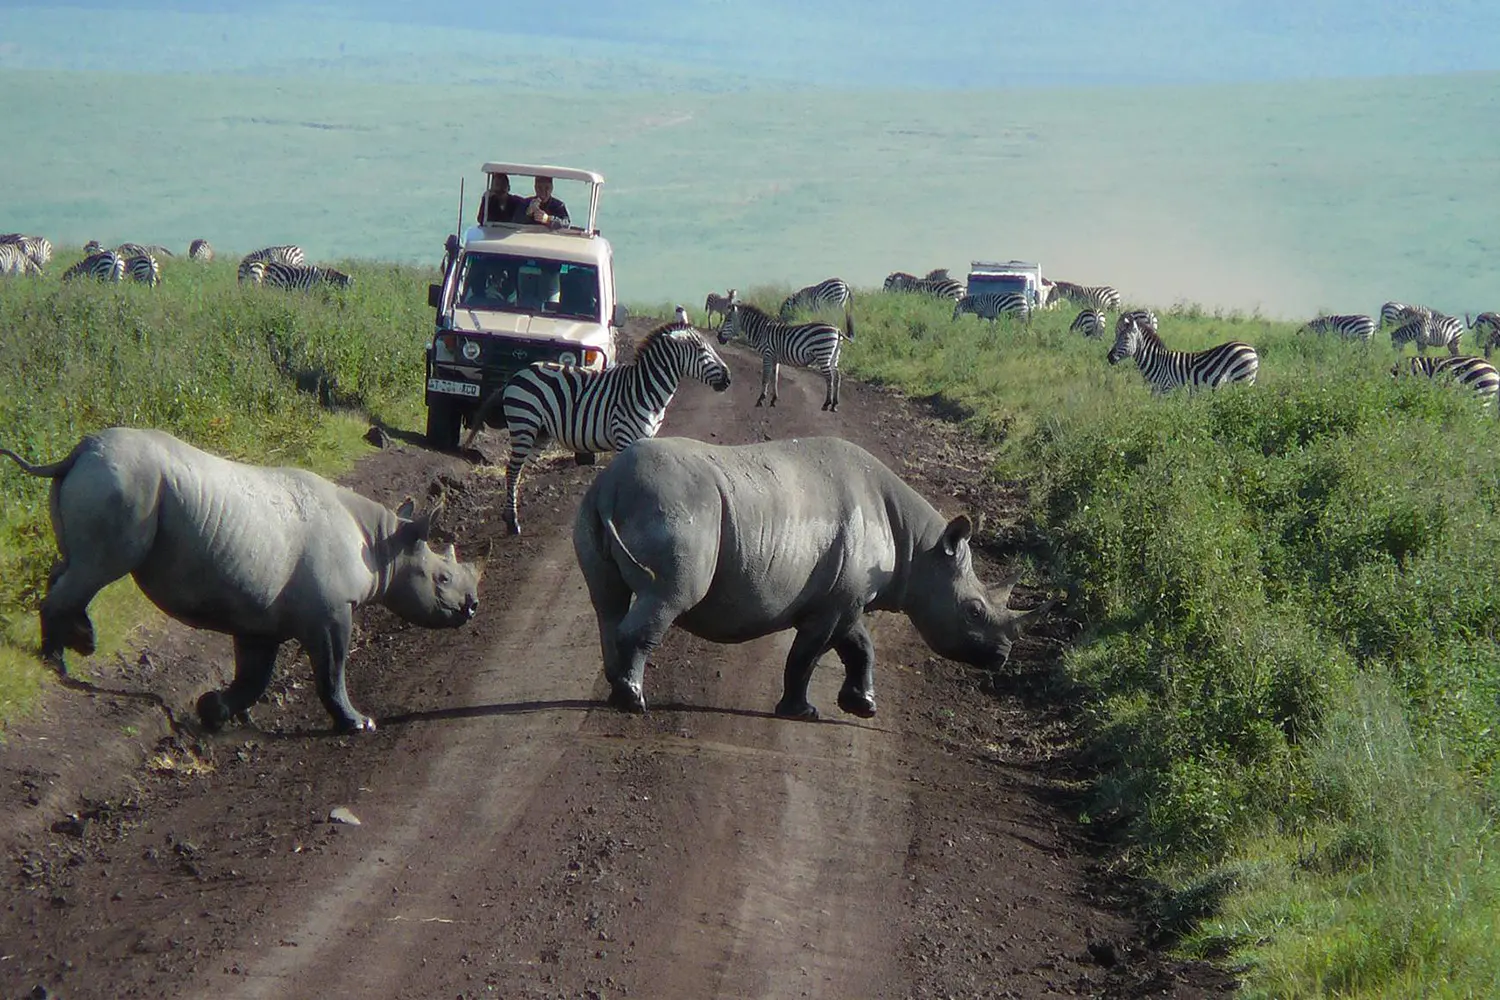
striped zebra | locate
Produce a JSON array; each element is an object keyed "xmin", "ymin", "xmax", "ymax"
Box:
[
  {"xmin": 113, "ymin": 242, "xmax": 173, "ymax": 259},
  {"xmin": 1398, "ymin": 355, "xmax": 1500, "ymax": 411},
  {"xmin": 62, "ymin": 250, "xmax": 126, "ymax": 283},
  {"xmin": 0, "ymin": 233, "xmax": 52, "ymax": 268},
  {"xmin": 238, "ymin": 245, "xmax": 308, "ymax": 283},
  {"xmin": 883, "ymin": 271, "xmax": 917, "ymax": 291},
  {"xmin": 1052, "ymin": 280, "xmax": 1123, "ymax": 311},
  {"xmin": 1467, "ymin": 312, "xmax": 1500, "ymax": 357},
  {"xmin": 953, "ymin": 292, "xmax": 1030, "ymax": 323},
  {"xmin": 1389, "ymin": 313, "xmax": 1461, "ymax": 355},
  {"xmin": 1301, "ymin": 314, "xmax": 1375, "ymax": 343},
  {"xmin": 719, "ymin": 301, "xmax": 853, "ymax": 411},
  {"xmin": 188, "ymin": 239, "xmax": 214, "ymax": 262},
  {"xmin": 0, "ymin": 243, "xmax": 41, "ymax": 276},
  {"xmin": 463, "ymin": 320, "xmax": 732, "ymax": 534},
  {"xmin": 883, "ymin": 271, "xmax": 963, "ymax": 300},
  {"xmin": 125, "ymin": 253, "xmax": 161, "ymax": 287},
  {"xmin": 260, "ymin": 261, "xmax": 352, "ymax": 291},
  {"xmin": 1115, "ymin": 308, "xmax": 1159, "ymax": 338},
  {"xmin": 1379, "ymin": 301, "xmax": 1432, "ymax": 328},
  {"xmin": 703, "ymin": 288, "xmax": 737, "ymax": 328},
  {"xmin": 1069, "ymin": 308, "xmax": 1107, "ymax": 338},
  {"xmin": 1108, "ymin": 315, "xmax": 1259, "ymax": 392},
  {"xmin": 923, "ymin": 268, "xmax": 951, "ymax": 281},
  {"xmin": 778, "ymin": 277, "xmax": 852, "ymax": 319}
]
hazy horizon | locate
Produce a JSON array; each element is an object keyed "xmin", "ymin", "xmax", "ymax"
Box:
[{"xmin": 2, "ymin": 4, "xmax": 1497, "ymax": 318}]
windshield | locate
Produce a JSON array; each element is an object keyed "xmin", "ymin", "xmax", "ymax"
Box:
[
  {"xmin": 456, "ymin": 252, "xmax": 601, "ymax": 321},
  {"xmin": 967, "ymin": 274, "xmax": 1032, "ymax": 296}
]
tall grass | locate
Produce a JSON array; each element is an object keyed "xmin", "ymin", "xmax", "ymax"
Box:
[
  {"xmin": 0, "ymin": 251, "xmax": 435, "ymax": 723},
  {"xmin": 811, "ymin": 287, "xmax": 1500, "ymax": 997}
]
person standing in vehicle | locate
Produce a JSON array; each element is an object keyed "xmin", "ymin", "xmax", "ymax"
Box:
[
  {"xmin": 479, "ymin": 173, "xmax": 526, "ymax": 225},
  {"xmin": 526, "ymin": 176, "xmax": 570, "ymax": 229}
]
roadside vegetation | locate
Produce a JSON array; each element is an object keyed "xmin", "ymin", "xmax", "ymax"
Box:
[
  {"xmin": 798, "ymin": 288, "xmax": 1500, "ymax": 999},
  {"xmin": 6, "ymin": 260, "xmax": 1499, "ymax": 997},
  {"xmin": 0, "ymin": 252, "xmax": 435, "ymax": 723}
]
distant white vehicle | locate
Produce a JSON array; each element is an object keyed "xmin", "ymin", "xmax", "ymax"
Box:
[
  {"xmin": 424, "ymin": 161, "xmax": 628, "ymax": 449},
  {"xmin": 965, "ymin": 260, "xmax": 1046, "ymax": 310}
]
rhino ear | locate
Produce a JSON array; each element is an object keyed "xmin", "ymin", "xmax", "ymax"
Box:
[
  {"xmin": 939, "ymin": 515, "xmax": 973, "ymax": 557},
  {"xmin": 395, "ymin": 496, "xmax": 417, "ymax": 520}
]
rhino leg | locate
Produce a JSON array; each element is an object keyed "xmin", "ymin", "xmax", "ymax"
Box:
[
  {"xmin": 306, "ymin": 608, "xmax": 374, "ymax": 732},
  {"xmin": 611, "ymin": 595, "xmax": 685, "ymax": 714},
  {"xmin": 197, "ymin": 635, "xmax": 280, "ymax": 731},
  {"xmin": 775, "ymin": 614, "xmax": 855, "ymax": 721},
  {"xmin": 833, "ymin": 620, "xmax": 877, "ymax": 719},
  {"xmin": 40, "ymin": 549, "xmax": 140, "ymax": 670}
]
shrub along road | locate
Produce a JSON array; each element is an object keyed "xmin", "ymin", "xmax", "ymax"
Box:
[{"xmin": 0, "ymin": 329, "xmax": 1233, "ymax": 999}]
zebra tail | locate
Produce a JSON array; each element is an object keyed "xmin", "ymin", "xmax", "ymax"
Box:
[
  {"xmin": 843, "ymin": 310, "xmax": 856, "ymax": 341},
  {"xmin": 461, "ymin": 390, "xmax": 505, "ymax": 450}
]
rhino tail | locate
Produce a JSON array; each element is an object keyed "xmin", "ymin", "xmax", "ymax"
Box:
[
  {"xmin": 0, "ymin": 445, "xmax": 79, "ymax": 479},
  {"xmin": 602, "ymin": 515, "xmax": 656, "ymax": 583}
]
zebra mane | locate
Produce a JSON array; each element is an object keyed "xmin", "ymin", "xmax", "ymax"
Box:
[
  {"xmin": 731, "ymin": 301, "xmax": 775, "ymax": 323},
  {"xmin": 635, "ymin": 319, "xmax": 696, "ymax": 356}
]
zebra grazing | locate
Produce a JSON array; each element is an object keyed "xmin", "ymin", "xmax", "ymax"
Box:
[
  {"xmin": 62, "ymin": 251, "xmax": 126, "ymax": 283},
  {"xmin": 1301, "ymin": 314, "xmax": 1375, "ymax": 343},
  {"xmin": 883, "ymin": 271, "xmax": 917, "ymax": 291},
  {"xmin": 238, "ymin": 258, "xmax": 266, "ymax": 285},
  {"xmin": 1467, "ymin": 312, "xmax": 1500, "ymax": 357},
  {"xmin": 125, "ymin": 253, "xmax": 161, "ymax": 287},
  {"xmin": 1069, "ymin": 308, "xmax": 1107, "ymax": 338},
  {"xmin": 883, "ymin": 271, "xmax": 964, "ymax": 300},
  {"xmin": 1398, "ymin": 355, "xmax": 1500, "ymax": 411},
  {"xmin": 923, "ymin": 268, "xmax": 950, "ymax": 281},
  {"xmin": 0, "ymin": 233, "xmax": 52, "ymax": 268},
  {"xmin": 188, "ymin": 239, "xmax": 214, "ymax": 262},
  {"xmin": 463, "ymin": 320, "xmax": 733, "ymax": 534},
  {"xmin": 778, "ymin": 278, "xmax": 852, "ymax": 319},
  {"xmin": 260, "ymin": 261, "xmax": 352, "ymax": 291},
  {"xmin": 953, "ymin": 292, "xmax": 1030, "ymax": 323},
  {"xmin": 1390, "ymin": 313, "xmax": 1461, "ymax": 355},
  {"xmin": 1379, "ymin": 301, "xmax": 1432, "ymax": 328},
  {"xmin": 1052, "ymin": 280, "xmax": 1123, "ymax": 311},
  {"xmin": 0, "ymin": 243, "xmax": 41, "ymax": 276},
  {"xmin": 719, "ymin": 301, "xmax": 852, "ymax": 411},
  {"xmin": 703, "ymin": 288, "xmax": 737, "ymax": 327},
  {"xmin": 1115, "ymin": 308, "xmax": 1159, "ymax": 338},
  {"xmin": 1108, "ymin": 316, "xmax": 1259, "ymax": 392}
]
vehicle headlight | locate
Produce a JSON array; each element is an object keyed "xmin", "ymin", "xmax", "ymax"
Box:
[
  {"xmin": 558, "ymin": 351, "xmax": 578, "ymax": 366},
  {"xmin": 461, "ymin": 339, "xmax": 481, "ymax": 361}
]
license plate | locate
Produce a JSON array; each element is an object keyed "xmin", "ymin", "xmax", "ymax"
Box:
[{"xmin": 427, "ymin": 378, "xmax": 481, "ymax": 398}]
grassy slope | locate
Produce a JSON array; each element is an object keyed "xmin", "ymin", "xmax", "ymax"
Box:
[{"xmin": 1, "ymin": 70, "xmax": 1497, "ymax": 317}]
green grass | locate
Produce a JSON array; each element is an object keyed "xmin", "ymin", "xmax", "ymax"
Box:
[
  {"xmin": 814, "ymin": 286, "xmax": 1500, "ymax": 997},
  {"xmin": 0, "ymin": 251, "xmax": 435, "ymax": 726}
]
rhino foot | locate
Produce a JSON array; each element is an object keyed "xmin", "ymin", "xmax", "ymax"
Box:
[
  {"xmin": 607, "ymin": 682, "xmax": 646, "ymax": 714},
  {"xmin": 836, "ymin": 687, "xmax": 877, "ymax": 719},
  {"xmin": 335, "ymin": 713, "xmax": 377, "ymax": 734},
  {"xmin": 774, "ymin": 697, "xmax": 820, "ymax": 722},
  {"xmin": 196, "ymin": 691, "xmax": 231, "ymax": 732}
]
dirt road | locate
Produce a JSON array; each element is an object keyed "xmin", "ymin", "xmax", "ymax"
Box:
[{"xmin": 0, "ymin": 326, "xmax": 1232, "ymax": 999}]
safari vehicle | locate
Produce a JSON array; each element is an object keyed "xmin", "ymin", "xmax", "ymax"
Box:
[
  {"xmin": 424, "ymin": 162, "xmax": 628, "ymax": 449},
  {"xmin": 966, "ymin": 260, "xmax": 1045, "ymax": 309}
]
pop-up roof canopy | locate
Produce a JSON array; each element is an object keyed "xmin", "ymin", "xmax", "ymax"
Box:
[{"xmin": 482, "ymin": 162, "xmax": 604, "ymax": 234}]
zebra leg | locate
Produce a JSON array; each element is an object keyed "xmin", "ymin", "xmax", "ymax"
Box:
[
  {"xmin": 821, "ymin": 365, "xmax": 838, "ymax": 411},
  {"xmin": 502, "ymin": 435, "xmax": 536, "ymax": 535},
  {"xmin": 769, "ymin": 362, "xmax": 781, "ymax": 407},
  {"xmin": 756, "ymin": 353, "xmax": 773, "ymax": 407}
]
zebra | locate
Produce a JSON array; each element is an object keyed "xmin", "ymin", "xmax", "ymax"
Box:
[
  {"xmin": 188, "ymin": 239, "xmax": 214, "ymax": 262},
  {"xmin": 953, "ymin": 292, "xmax": 1030, "ymax": 323},
  {"xmin": 923, "ymin": 268, "xmax": 951, "ymax": 281},
  {"xmin": 1115, "ymin": 308, "xmax": 1159, "ymax": 338},
  {"xmin": 0, "ymin": 233, "xmax": 52, "ymax": 268},
  {"xmin": 237, "ymin": 258, "xmax": 267, "ymax": 285},
  {"xmin": 462, "ymin": 319, "xmax": 733, "ymax": 534},
  {"xmin": 703, "ymin": 288, "xmax": 737, "ymax": 328},
  {"xmin": 883, "ymin": 271, "xmax": 963, "ymax": 300},
  {"xmin": 1397, "ymin": 355, "xmax": 1500, "ymax": 411},
  {"xmin": 1069, "ymin": 308, "xmax": 1107, "ymax": 338},
  {"xmin": 238, "ymin": 244, "xmax": 307, "ymax": 275},
  {"xmin": 719, "ymin": 301, "xmax": 853, "ymax": 411},
  {"xmin": 883, "ymin": 271, "xmax": 917, "ymax": 291},
  {"xmin": 260, "ymin": 261, "xmax": 352, "ymax": 291},
  {"xmin": 1389, "ymin": 313, "xmax": 1461, "ymax": 355},
  {"xmin": 778, "ymin": 277, "xmax": 851, "ymax": 319},
  {"xmin": 1379, "ymin": 301, "xmax": 1432, "ymax": 328},
  {"xmin": 0, "ymin": 243, "xmax": 41, "ymax": 276},
  {"xmin": 125, "ymin": 253, "xmax": 161, "ymax": 287},
  {"xmin": 1052, "ymin": 280, "xmax": 1123, "ymax": 311},
  {"xmin": 62, "ymin": 250, "xmax": 126, "ymax": 283},
  {"xmin": 1467, "ymin": 312, "xmax": 1500, "ymax": 357},
  {"xmin": 1108, "ymin": 315, "xmax": 1259, "ymax": 392},
  {"xmin": 1301, "ymin": 314, "xmax": 1375, "ymax": 343}
]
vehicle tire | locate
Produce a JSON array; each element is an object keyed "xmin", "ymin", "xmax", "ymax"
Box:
[{"xmin": 425, "ymin": 399, "xmax": 462, "ymax": 451}]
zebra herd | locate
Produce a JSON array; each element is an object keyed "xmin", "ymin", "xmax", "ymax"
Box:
[{"xmin": 0, "ymin": 234, "xmax": 352, "ymax": 293}]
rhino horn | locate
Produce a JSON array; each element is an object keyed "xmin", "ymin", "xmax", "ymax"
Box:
[
  {"xmin": 1000, "ymin": 595, "xmax": 1059, "ymax": 637},
  {"xmin": 988, "ymin": 563, "xmax": 1028, "ymax": 608}
]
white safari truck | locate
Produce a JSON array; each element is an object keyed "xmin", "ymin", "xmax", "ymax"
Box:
[{"xmin": 424, "ymin": 162, "xmax": 628, "ymax": 449}]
